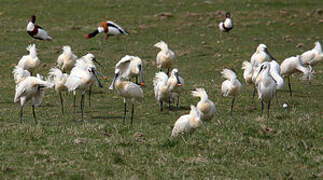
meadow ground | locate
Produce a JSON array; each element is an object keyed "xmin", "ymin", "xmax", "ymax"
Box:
[{"xmin": 0, "ymin": 0, "xmax": 322, "ymax": 179}]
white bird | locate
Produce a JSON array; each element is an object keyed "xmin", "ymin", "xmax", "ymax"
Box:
[
  {"xmin": 168, "ymin": 68, "xmax": 184, "ymax": 111},
  {"xmin": 17, "ymin": 44, "xmax": 40, "ymax": 74},
  {"xmin": 242, "ymin": 61, "xmax": 254, "ymax": 84},
  {"xmin": 254, "ymin": 63, "xmax": 276, "ymax": 120},
  {"xmin": 86, "ymin": 21, "xmax": 128, "ymax": 40},
  {"xmin": 192, "ymin": 88, "xmax": 215, "ymax": 121},
  {"xmin": 280, "ymin": 55, "xmax": 314, "ymax": 96},
  {"xmin": 65, "ymin": 58, "xmax": 103, "ymax": 122},
  {"xmin": 250, "ymin": 44, "xmax": 275, "ymax": 67},
  {"xmin": 14, "ymin": 74, "xmax": 52, "ymax": 123},
  {"xmin": 300, "ymin": 41, "xmax": 323, "ymax": 67},
  {"xmin": 153, "ymin": 71, "xmax": 182, "ymax": 111},
  {"xmin": 171, "ymin": 105, "xmax": 202, "ymax": 137},
  {"xmin": 56, "ymin": 46, "xmax": 77, "ymax": 73},
  {"xmin": 219, "ymin": 12, "xmax": 233, "ymax": 32},
  {"xmin": 47, "ymin": 67, "xmax": 69, "ymax": 114},
  {"xmin": 26, "ymin": 15, "xmax": 52, "ymax": 40},
  {"xmin": 109, "ymin": 69, "xmax": 144, "ymax": 124},
  {"xmin": 12, "ymin": 66, "xmax": 31, "ymax": 85},
  {"xmin": 114, "ymin": 55, "xmax": 144, "ymax": 85},
  {"xmin": 221, "ymin": 68, "xmax": 242, "ymax": 116},
  {"xmin": 154, "ymin": 41, "xmax": 175, "ymax": 74}
]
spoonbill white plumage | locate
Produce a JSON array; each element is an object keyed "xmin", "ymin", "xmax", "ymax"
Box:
[
  {"xmin": 13, "ymin": 66, "xmax": 31, "ymax": 85},
  {"xmin": 219, "ymin": 12, "xmax": 233, "ymax": 32},
  {"xmin": 65, "ymin": 58, "xmax": 103, "ymax": 122},
  {"xmin": 221, "ymin": 68, "xmax": 242, "ymax": 116},
  {"xmin": 114, "ymin": 55, "xmax": 144, "ymax": 85},
  {"xmin": 17, "ymin": 44, "xmax": 40, "ymax": 74},
  {"xmin": 280, "ymin": 55, "xmax": 313, "ymax": 96},
  {"xmin": 109, "ymin": 69, "xmax": 144, "ymax": 124},
  {"xmin": 56, "ymin": 46, "xmax": 77, "ymax": 73},
  {"xmin": 14, "ymin": 74, "xmax": 53, "ymax": 123},
  {"xmin": 250, "ymin": 44, "xmax": 275, "ymax": 67},
  {"xmin": 242, "ymin": 61, "xmax": 254, "ymax": 84},
  {"xmin": 168, "ymin": 68, "xmax": 184, "ymax": 111},
  {"xmin": 26, "ymin": 15, "xmax": 52, "ymax": 40},
  {"xmin": 171, "ymin": 105, "xmax": 202, "ymax": 137},
  {"xmin": 47, "ymin": 67, "xmax": 69, "ymax": 114},
  {"xmin": 86, "ymin": 21, "xmax": 128, "ymax": 40},
  {"xmin": 192, "ymin": 88, "xmax": 215, "ymax": 121},
  {"xmin": 300, "ymin": 41, "xmax": 323, "ymax": 67},
  {"xmin": 254, "ymin": 63, "xmax": 276, "ymax": 119},
  {"xmin": 154, "ymin": 41, "xmax": 175, "ymax": 74}
]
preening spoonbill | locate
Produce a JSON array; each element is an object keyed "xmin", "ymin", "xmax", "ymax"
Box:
[
  {"xmin": 65, "ymin": 59, "xmax": 103, "ymax": 122},
  {"xmin": 26, "ymin": 15, "xmax": 52, "ymax": 40},
  {"xmin": 56, "ymin": 46, "xmax": 77, "ymax": 73},
  {"xmin": 86, "ymin": 21, "xmax": 128, "ymax": 40},
  {"xmin": 251, "ymin": 44, "xmax": 275, "ymax": 67},
  {"xmin": 154, "ymin": 41, "xmax": 175, "ymax": 74},
  {"xmin": 13, "ymin": 66, "xmax": 31, "ymax": 85},
  {"xmin": 192, "ymin": 88, "xmax": 215, "ymax": 121},
  {"xmin": 221, "ymin": 68, "xmax": 242, "ymax": 116},
  {"xmin": 171, "ymin": 105, "xmax": 202, "ymax": 137},
  {"xmin": 280, "ymin": 55, "xmax": 313, "ymax": 96},
  {"xmin": 254, "ymin": 63, "xmax": 276, "ymax": 119},
  {"xmin": 47, "ymin": 68, "xmax": 69, "ymax": 114},
  {"xmin": 17, "ymin": 44, "xmax": 40, "ymax": 74},
  {"xmin": 219, "ymin": 12, "xmax": 233, "ymax": 32},
  {"xmin": 300, "ymin": 41, "xmax": 323, "ymax": 67},
  {"xmin": 109, "ymin": 69, "xmax": 144, "ymax": 124},
  {"xmin": 14, "ymin": 74, "xmax": 53, "ymax": 123},
  {"xmin": 168, "ymin": 68, "xmax": 184, "ymax": 111},
  {"xmin": 114, "ymin": 55, "xmax": 144, "ymax": 85}
]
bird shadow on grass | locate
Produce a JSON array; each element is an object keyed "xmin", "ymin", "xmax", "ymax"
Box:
[
  {"xmin": 168, "ymin": 105, "xmax": 191, "ymax": 112},
  {"xmin": 91, "ymin": 115, "xmax": 123, "ymax": 120}
]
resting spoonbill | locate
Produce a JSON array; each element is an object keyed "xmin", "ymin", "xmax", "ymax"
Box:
[
  {"xmin": 219, "ymin": 12, "xmax": 233, "ymax": 32},
  {"xmin": 221, "ymin": 68, "xmax": 242, "ymax": 116},
  {"xmin": 17, "ymin": 44, "xmax": 40, "ymax": 74},
  {"xmin": 171, "ymin": 105, "xmax": 202, "ymax": 137},
  {"xmin": 280, "ymin": 55, "xmax": 313, "ymax": 96},
  {"xmin": 300, "ymin": 41, "xmax": 323, "ymax": 67},
  {"xmin": 26, "ymin": 15, "xmax": 52, "ymax": 40},
  {"xmin": 251, "ymin": 44, "xmax": 275, "ymax": 67},
  {"xmin": 154, "ymin": 41, "xmax": 175, "ymax": 74},
  {"xmin": 254, "ymin": 63, "xmax": 276, "ymax": 120},
  {"xmin": 192, "ymin": 88, "xmax": 215, "ymax": 121},
  {"xmin": 56, "ymin": 46, "xmax": 77, "ymax": 73},
  {"xmin": 109, "ymin": 69, "xmax": 144, "ymax": 124},
  {"xmin": 47, "ymin": 68, "xmax": 69, "ymax": 114},
  {"xmin": 86, "ymin": 21, "xmax": 128, "ymax": 40},
  {"xmin": 13, "ymin": 66, "xmax": 31, "ymax": 85},
  {"xmin": 114, "ymin": 55, "xmax": 144, "ymax": 85},
  {"xmin": 14, "ymin": 74, "xmax": 53, "ymax": 123},
  {"xmin": 65, "ymin": 59, "xmax": 103, "ymax": 122}
]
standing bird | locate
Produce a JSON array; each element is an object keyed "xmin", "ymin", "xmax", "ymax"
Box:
[
  {"xmin": 250, "ymin": 44, "xmax": 275, "ymax": 67},
  {"xmin": 280, "ymin": 55, "xmax": 313, "ymax": 96},
  {"xmin": 219, "ymin": 12, "xmax": 233, "ymax": 33},
  {"xmin": 109, "ymin": 69, "xmax": 144, "ymax": 124},
  {"xmin": 26, "ymin": 15, "xmax": 52, "ymax": 40},
  {"xmin": 300, "ymin": 41, "xmax": 323, "ymax": 67},
  {"xmin": 86, "ymin": 21, "xmax": 128, "ymax": 40},
  {"xmin": 47, "ymin": 68, "xmax": 69, "ymax": 114},
  {"xmin": 171, "ymin": 105, "xmax": 202, "ymax": 137},
  {"xmin": 17, "ymin": 44, "xmax": 40, "ymax": 74},
  {"xmin": 12, "ymin": 66, "xmax": 31, "ymax": 85},
  {"xmin": 192, "ymin": 88, "xmax": 215, "ymax": 121},
  {"xmin": 254, "ymin": 63, "xmax": 276, "ymax": 120},
  {"xmin": 242, "ymin": 61, "xmax": 254, "ymax": 84},
  {"xmin": 154, "ymin": 41, "xmax": 175, "ymax": 74},
  {"xmin": 14, "ymin": 74, "xmax": 53, "ymax": 123},
  {"xmin": 65, "ymin": 59, "xmax": 103, "ymax": 122},
  {"xmin": 221, "ymin": 68, "xmax": 242, "ymax": 116},
  {"xmin": 114, "ymin": 55, "xmax": 144, "ymax": 85},
  {"xmin": 168, "ymin": 68, "xmax": 184, "ymax": 111},
  {"xmin": 56, "ymin": 46, "xmax": 77, "ymax": 73}
]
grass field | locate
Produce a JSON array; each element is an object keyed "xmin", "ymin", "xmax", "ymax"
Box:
[{"xmin": 0, "ymin": 0, "xmax": 322, "ymax": 179}]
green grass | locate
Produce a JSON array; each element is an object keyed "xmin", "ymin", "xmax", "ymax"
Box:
[{"xmin": 0, "ymin": 0, "xmax": 322, "ymax": 179}]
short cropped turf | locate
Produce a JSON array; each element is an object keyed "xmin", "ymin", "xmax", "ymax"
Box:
[{"xmin": 0, "ymin": 0, "xmax": 322, "ymax": 179}]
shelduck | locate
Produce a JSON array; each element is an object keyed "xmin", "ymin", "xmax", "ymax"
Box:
[
  {"xmin": 26, "ymin": 15, "xmax": 52, "ymax": 40},
  {"xmin": 86, "ymin": 21, "xmax": 128, "ymax": 40}
]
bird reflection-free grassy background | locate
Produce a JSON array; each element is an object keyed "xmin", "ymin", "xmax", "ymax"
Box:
[{"xmin": 0, "ymin": 0, "xmax": 322, "ymax": 179}]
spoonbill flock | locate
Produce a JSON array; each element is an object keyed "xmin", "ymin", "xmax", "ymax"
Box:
[{"xmin": 10, "ymin": 13, "xmax": 323, "ymax": 139}]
